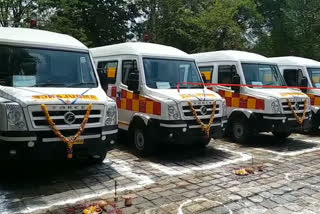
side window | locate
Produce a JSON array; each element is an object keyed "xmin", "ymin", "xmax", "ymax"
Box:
[
  {"xmin": 179, "ymin": 64, "xmax": 199, "ymax": 83},
  {"xmin": 283, "ymin": 69, "xmax": 302, "ymax": 86},
  {"xmin": 199, "ymin": 66, "xmax": 214, "ymax": 82},
  {"xmin": 218, "ymin": 65, "xmax": 234, "ymax": 84},
  {"xmin": 122, "ymin": 60, "xmax": 138, "ymax": 85},
  {"xmin": 97, "ymin": 61, "xmax": 118, "ymax": 84}
]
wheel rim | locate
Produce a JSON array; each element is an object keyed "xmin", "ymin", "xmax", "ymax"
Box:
[
  {"xmin": 233, "ymin": 123, "xmax": 244, "ymax": 139},
  {"xmin": 134, "ymin": 130, "xmax": 145, "ymax": 151}
]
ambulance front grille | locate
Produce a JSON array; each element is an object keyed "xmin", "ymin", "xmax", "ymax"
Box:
[
  {"xmin": 281, "ymin": 101, "xmax": 306, "ymax": 114},
  {"xmin": 182, "ymin": 102, "xmax": 220, "ymax": 119},
  {"xmin": 28, "ymin": 104, "xmax": 105, "ymax": 130}
]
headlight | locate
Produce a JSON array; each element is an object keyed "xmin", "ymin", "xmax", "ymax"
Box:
[
  {"xmin": 168, "ymin": 104, "xmax": 181, "ymax": 120},
  {"xmin": 271, "ymin": 100, "xmax": 281, "ymax": 113},
  {"xmin": 221, "ymin": 99, "xmax": 227, "ymax": 116},
  {"xmin": 5, "ymin": 103, "xmax": 27, "ymax": 131},
  {"xmin": 105, "ymin": 103, "xmax": 117, "ymax": 126},
  {"xmin": 307, "ymin": 98, "xmax": 311, "ymax": 110}
]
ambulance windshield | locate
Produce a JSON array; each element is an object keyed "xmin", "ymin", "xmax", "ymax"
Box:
[
  {"xmin": 143, "ymin": 58, "xmax": 204, "ymax": 89},
  {"xmin": 242, "ymin": 63, "xmax": 286, "ymax": 87},
  {"xmin": 307, "ymin": 68, "xmax": 320, "ymax": 88},
  {"xmin": 0, "ymin": 46, "xmax": 97, "ymax": 88}
]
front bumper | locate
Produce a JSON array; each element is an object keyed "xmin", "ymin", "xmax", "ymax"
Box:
[
  {"xmin": 147, "ymin": 117, "xmax": 228, "ymax": 144},
  {"xmin": 311, "ymin": 109, "xmax": 320, "ymax": 131},
  {"xmin": 0, "ymin": 125, "xmax": 118, "ymax": 160},
  {"xmin": 250, "ymin": 113, "xmax": 312, "ymax": 132}
]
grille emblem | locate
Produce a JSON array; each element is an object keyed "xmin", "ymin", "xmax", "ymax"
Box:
[
  {"xmin": 200, "ymin": 106, "xmax": 207, "ymax": 115},
  {"xmin": 294, "ymin": 102, "xmax": 300, "ymax": 111},
  {"xmin": 64, "ymin": 112, "xmax": 76, "ymax": 125}
]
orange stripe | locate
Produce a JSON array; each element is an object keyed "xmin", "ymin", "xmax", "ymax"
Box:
[{"xmin": 119, "ymin": 89, "xmax": 161, "ymax": 115}]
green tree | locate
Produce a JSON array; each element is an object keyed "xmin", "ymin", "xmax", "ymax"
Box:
[
  {"xmin": 254, "ymin": 0, "xmax": 320, "ymax": 60},
  {"xmin": 46, "ymin": 0, "xmax": 139, "ymax": 47},
  {"xmin": 0, "ymin": 0, "xmax": 49, "ymax": 27},
  {"xmin": 137, "ymin": 0, "xmax": 262, "ymax": 53},
  {"xmin": 192, "ymin": 0, "xmax": 262, "ymax": 52},
  {"xmin": 284, "ymin": 0, "xmax": 320, "ymax": 60}
]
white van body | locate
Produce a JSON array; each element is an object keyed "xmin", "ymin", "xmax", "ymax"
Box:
[
  {"xmin": 192, "ymin": 50, "xmax": 311, "ymax": 142},
  {"xmin": 91, "ymin": 42, "xmax": 227, "ymax": 155},
  {"xmin": 0, "ymin": 28, "xmax": 117, "ymax": 161},
  {"xmin": 270, "ymin": 56, "xmax": 320, "ymax": 130}
]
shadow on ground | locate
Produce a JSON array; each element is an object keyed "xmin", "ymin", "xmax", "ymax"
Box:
[
  {"xmin": 0, "ymin": 161, "xmax": 120, "ymax": 213},
  {"xmin": 116, "ymin": 136, "xmax": 239, "ymax": 172},
  {"xmin": 235, "ymin": 133, "xmax": 320, "ymax": 153}
]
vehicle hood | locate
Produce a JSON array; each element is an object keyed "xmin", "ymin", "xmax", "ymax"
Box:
[
  {"xmin": 247, "ymin": 88, "xmax": 308, "ymax": 99},
  {"xmin": 308, "ymin": 88, "xmax": 320, "ymax": 97},
  {"xmin": 0, "ymin": 86, "xmax": 111, "ymax": 107},
  {"xmin": 146, "ymin": 88, "xmax": 222, "ymax": 103}
]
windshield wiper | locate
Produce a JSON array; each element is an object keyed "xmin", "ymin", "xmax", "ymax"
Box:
[
  {"xmin": 35, "ymin": 83, "xmax": 67, "ymax": 87},
  {"xmin": 67, "ymin": 82, "xmax": 96, "ymax": 88},
  {"xmin": 179, "ymin": 85, "xmax": 203, "ymax": 89}
]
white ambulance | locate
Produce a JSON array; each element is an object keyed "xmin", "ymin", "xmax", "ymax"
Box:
[
  {"xmin": 90, "ymin": 42, "xmax": 227, "ymax": 155},
  {"xmin": 192, "ymin": 50, "xmax": 311, "ymax": 143},
  {"xmin": 269, "ymin": 56, "xmax": 320, "ymax": 131},
  {"xmin": 0, "ymin": 28, "xmax": 118, "ymax": 162}
]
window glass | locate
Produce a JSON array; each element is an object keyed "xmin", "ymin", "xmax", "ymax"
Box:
[
  {"xmin": 218, "ymin": 65, "xmax": 235, "ymax": 84},
  {"xmin": 0, "ymin": 46, "xmax": 97, "ymax": 88},
  {"xmin": 283, "ymin": 69, "xmax": 303, "ymax": 86},
  {"xmin": 307, "ymin": 68, "xmax": 320, "ymax": 88},
  {"xmin": 97, "ymin": 61, "xmax": 118, "ymax": 84},
  {"xmin": 143, "ymin": 58, "xmax": 203, "ymax": 89},
  {"xmin": 199, "ymin": 66, "xmax": 214, "ymax": 82},
  {"xmin": 122, "ymin": 60, "xmax": 138, "ymax": 85},
  {"xmin": 242, "ymin": 63, "xmax": 285, "ymax": 86}
]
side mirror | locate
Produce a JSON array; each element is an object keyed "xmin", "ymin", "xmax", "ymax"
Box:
[
  {"xmin": 231, "ymin": 65, "xmax": 237, "ymax": 73},
  {"xmin": 231, "ymin": 74, "xmax": 241, "ymax": 93},
  {"xmin": 128, "ymin": 73, "xmax": 139, "ymax": 93},
  {"xmin": 98, "ymin": 72, "xmax": 108, "ymax": 92},
  {"xmin": 300, "ymin": 76, "xmax": 308, "ymax": 92},
  {"xmin": 201, "ymin": 73, "xmax": 207, "ymax": 83}
]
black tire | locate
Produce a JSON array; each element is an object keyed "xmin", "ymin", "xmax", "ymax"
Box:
[
  {"xmin": 132, "ymin": 123, "xmax": 154, "ymax": 156},
  {"xmin": 272, "ymin": 131, "xmax": 291, "ymax": 139},
  {"xmin": 310, "ymin": 113, "xmax": 320, "ymax": 132},
  {"xmin": 89, "ymin": 149, "xmax": 107, "ymax": 164},
  {"xmin": 197, "ymin": 137, "xmax": 211, "ymax": 147},
  {"xmin": 118, "ymin": 129, "xmax": 129, "ymax": 144},
  {"xmin": 231, "ymin": 117, "xmax": 251, "ymax": 143}
]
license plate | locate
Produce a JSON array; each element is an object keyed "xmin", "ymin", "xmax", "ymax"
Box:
[{"xmin": 74, "ymin": 139, "xmax": 84, "ymax": 145}]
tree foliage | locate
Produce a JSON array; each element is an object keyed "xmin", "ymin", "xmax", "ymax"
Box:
[
  {"xmin": 136, "ymin": 0, "xmax": 262, "ymax": 53},
  {"xmin": 45, "ymin": 0, "xmax": 139, "ymax": 47},
  {"xmin": 0, "ymin": 0, "xmax": 49, "ymax": 27},
  {"xmin": 1, "ymin": 0, "xmax": 320, "ymax": 61},
  {"xmin": 254, "ymin": 0, "xmax": 320, "ymax": 60}
]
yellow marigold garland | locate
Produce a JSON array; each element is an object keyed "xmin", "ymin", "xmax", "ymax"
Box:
[
  {"xmin": 188, "ymin": 101, "xmax": 217, "ymax": 136},
  {"xmin": 41, "ymin": 103, "xmax": 93, "ymax": 159},
  {"xmin": 287, "ymin": 99, "xmax": 308, "ymax": 126}
]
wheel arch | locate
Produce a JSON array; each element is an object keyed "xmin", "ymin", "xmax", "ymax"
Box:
[
  {"xmin": 128, "ymin": 115, "xmax": 147, "ymax": 134},
  {"xmin": 228, "ymin": 110, "xmax": 251, "ymax": 122}
]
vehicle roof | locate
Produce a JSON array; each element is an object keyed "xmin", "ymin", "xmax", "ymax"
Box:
[
  {"xmin": 90, "ymin": 42, "xmax": 193, "ymax": 60},
  {"xmin": 192, "ymin": 50, "xmax": 273, "ymax": 64},
  {"xmin": 269, "ymin": 56, "xmax": 320, "ymax": 67},
  {"xmin": 0, "ymin": 27, "xmax": 88, "ymax": 52}
]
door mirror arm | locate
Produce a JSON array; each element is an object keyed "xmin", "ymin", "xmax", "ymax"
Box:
[
  {"xmin": 231, "ymin": 74, "xmax": 241, "ymax": 93},
  {"xmin": 201, "ymin": 73, "xmax": 207, "ymax": 83},
  {"xmin": 128, "ymin": 72, "xmax": 140, "ymax": 94},
  {"xmin": 98, "ymin": 72, "xmax": 108, "ymax": 93},
  {"xmin": 300, "ymin": 76, "xmax": 308, "ymax": 92}
]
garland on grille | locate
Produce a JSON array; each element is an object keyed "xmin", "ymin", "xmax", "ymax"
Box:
[
  {"xmin": 287, "ymin": 99, "xmax": 308, "ymax": 126},
  {"xmin": 188, "ymin": 101, "xmax": 217, "ymax": 136},
  {"xmin": 41, "ymin": 103, "xmax": 93, "ymax": 159}
]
